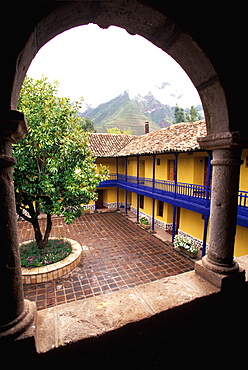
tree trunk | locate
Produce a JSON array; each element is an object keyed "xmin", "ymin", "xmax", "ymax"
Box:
[
  {"xmin": 32, "ymin": 213, "xmax": 52, "ymax": 250},
  {"xmin": 32, "ymin": 216, "xmax": 44, "ymax": 249},
  {"xmin": 43, "ymin": 213, "xmax": 52, "ymax": 248}
]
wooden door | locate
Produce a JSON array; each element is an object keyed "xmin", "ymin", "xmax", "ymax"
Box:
[
  {"xmin": 96, "ymin": 189, "xmax": 104, "ymax": 208},
  {"xmin": 168, "ymin": 160, "xmax": 175, "ymax": 181}
]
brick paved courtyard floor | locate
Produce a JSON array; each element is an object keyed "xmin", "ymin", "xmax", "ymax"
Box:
[{"xmin": 18, "ymin": 212, "xmax": 194, "ymax": 310}]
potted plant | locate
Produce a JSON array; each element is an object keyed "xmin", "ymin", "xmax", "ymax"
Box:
[
  {"xmin": 82, "ymin": 208, "xmax": 91, "ymax": 214},
  {"xmin": 139, "ymin": 217, "xmax": 150, "ymax": 230},
  {"xmin": 174, "ymin": 234, "xmax": 199, "ymax": 258}
]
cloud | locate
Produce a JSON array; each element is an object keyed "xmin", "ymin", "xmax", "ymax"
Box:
[{"xmin": 156, "ymin": 81, "xmax": 171, "ymax": 89}]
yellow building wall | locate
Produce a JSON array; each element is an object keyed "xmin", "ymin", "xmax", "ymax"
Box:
[
  {"xmin": 179, "ymin": 208, "xmax": 208, "ymax": 242},
  {"xmin": 155, "ymin": 200, "xmax": 173, "ymax": 224},
  {"xmin": 118, "ymin": 158, "xmax": 125, "ymax": 175},
  {"xmin": 140, "ymin": 156, "xmax": 152, "ymax": 178},
  {"xmin": 178, "ymin": 154, "xmax": 194, "ymax": 183},
  {"xmin": 234, "ymin": 225, "xmax": 248, "ymax": 257},
  {"xmin": 178, "ymin": 152, "xmax": 208, "ymax": 185},
  {"xmin": 240, "ymin": 149, "xmax": 248, "ymax": 191},
  {"xmin": 193, "ymin": 154, "xmax": 207, "ymax": 185},
  {"xmin": 155, "ymin": 154, "xmax": 174, "ymax": 181},
  {"xmin": 142, "ymin": 196, "xmax": 152, "ymax": 216},
  {"xmin": 119, "ymin": 188, "xmax": 125, "ymax": 202},
  {"xmin": 103, "ymin": 187, "xmax": 116, "ymax": 203},
  {"xmin": 96, "ymin": 157, "xmax": 116, "ymax": 173},
  {"xmin": 127, "ymin": 157, "xmax": 137, "ymax": 176}
]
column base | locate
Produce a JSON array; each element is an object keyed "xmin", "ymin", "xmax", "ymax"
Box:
[
  {"xmin": 195, "ymin": 257, "xmax": 246, "ymax": 289},
  {"xmin": 0, "ymin": 300, "xmax": 36, "ymax": 341}
]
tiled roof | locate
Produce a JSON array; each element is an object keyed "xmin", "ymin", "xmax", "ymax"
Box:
[
  {"xmin": 118, "ymin": 120, "xmax": 207, "ymax": 156},
  {"xmin": 88, "ymin": 133, "xmax": 136, "ymax": 157},
  {"xmin": 89, "ymin": 121, "xmax": 207, "ymax": 157}
]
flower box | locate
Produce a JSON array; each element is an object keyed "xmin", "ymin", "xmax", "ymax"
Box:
[
  {"xmin": 139, "ymin": 217, "xmax": 150, "ymax": 230},
  {"xmin": 174, "ymin": 234, "xmax": 199, "ymax": 258},
  {"xmin": 178, "ymin": 246, "xmax": 198, "ymax": 258},
  {"xmin": 139, "ymin": 223, "xmax": 150, "ymax": 230}
]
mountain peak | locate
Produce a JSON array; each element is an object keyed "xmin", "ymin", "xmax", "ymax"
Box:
[{"xmin": 81, "ymin": 92, "xmax": 193, "ymax": 135}]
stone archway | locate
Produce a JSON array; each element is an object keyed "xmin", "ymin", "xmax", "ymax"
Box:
[
  {"xmin": 1, "ymin": 0, "xmax": 247, "ymax": 341},
  {"xmin": 11, "ymin": 0, "xmax": 228, "ymax": 136}
]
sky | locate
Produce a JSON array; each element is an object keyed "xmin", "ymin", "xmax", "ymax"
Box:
[{"xmin": 27, "ymin": 23, "xmax": 202, "ymax": 111}]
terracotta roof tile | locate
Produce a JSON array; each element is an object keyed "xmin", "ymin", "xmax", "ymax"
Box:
[
  {"xmin": 117, "ymin": 120, "xmax": 207, "ymax": 156},
  {"xmin": 89, "ymin": 121, "xmax": 207, "ymax": 157},
  {"xmin": 88, "ymin": 133, "xmax": 135, "ymax": 157}
]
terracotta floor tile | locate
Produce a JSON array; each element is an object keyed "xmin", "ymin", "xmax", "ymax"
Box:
[{"xmin": 20, "ymin": 212, "xmax": 194, "ymax": 310}]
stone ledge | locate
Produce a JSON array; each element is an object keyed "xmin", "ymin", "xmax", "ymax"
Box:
[
  {"xmin": 21, "ymin": 238, "xmax": 83, "ymax": 284},
  {"xmin": 35, "ymin": 269, "xmax": 219, "ymax": 354}
]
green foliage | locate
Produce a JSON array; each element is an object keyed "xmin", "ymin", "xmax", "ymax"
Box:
[
  {"xmin": 139, "ymin": 217, "xmax": 150, "ymax": 225},
  {"xmin": 174, "ymin": 104, "xmax": 203, "ymax": 124},
  {"xmin": 14, "ymin": 76, "xmax": 109, "ymax": 248},
  {"xmin": 80, "ymin": 117, "xmax": 96, "ymax": 132},
  {"xmin": 107, "ymin": 126, "xmax": 132, "ymax": 135},
  {"xmin": 185, "ymin": 105, "xmax": 202, "ymax": 122},
  {"xmin": 20, "ymin": 239, "xmax": 72, "ymax": 268},
  {"xmin": 173, "ymin": 104, "xmax": 186, "ymax": 123}
]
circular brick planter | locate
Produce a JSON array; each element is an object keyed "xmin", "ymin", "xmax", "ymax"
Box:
[{"xmin": 21, "ymin": 238, "xmax": 82, "ymax": 284}]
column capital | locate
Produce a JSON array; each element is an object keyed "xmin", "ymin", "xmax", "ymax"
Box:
[
  {"xmin": 0, "ymin": 110, "xmax": 28, "ymax": 143},
  {"xmin": 197, "ymin": 131, "xmax": 248, "ymax": 150}
]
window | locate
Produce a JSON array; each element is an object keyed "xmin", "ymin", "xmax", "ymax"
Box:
[
  {"xmin": 157, "ymin": 158, "xmax": 160, "ymax": 166},
  {"xmin": 158, "ymin": 200, "xmax": 164, "ymax": 217},
  {"xmin": 139, "ymin": 195, "xmax": 144, "ymax": 209}
]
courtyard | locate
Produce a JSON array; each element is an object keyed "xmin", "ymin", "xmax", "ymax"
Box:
[{"xmin": 18, "ymin": 212, "xmax": 194, "ymax": 310}]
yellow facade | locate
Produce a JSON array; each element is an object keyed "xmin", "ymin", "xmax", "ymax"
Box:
[
  {"xmin": 179, "ymin": 208, "xmax": 209, "ymax": 242},
  {"xmin": 235, "ymin": 225, "xmax": 248, "ymax": 257},
  {"xmin": 93, "ymin": 149, "xmax": 248, "ymax": 257},
  {"xmin": 239, "ymin": 149, "xmax": 248, "ymax": 191}
]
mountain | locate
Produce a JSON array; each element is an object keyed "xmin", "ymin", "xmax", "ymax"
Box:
[
  {"xmin": 80, "ymin": 91, "xmax": 203, "ymax": 135},
  {"xmin": 81, "ymin": 91, "xmax": 160, "ymax": 135},
  {"xmin": 133, "ymin": 92, "xmax": 174, "ymax": 128}
]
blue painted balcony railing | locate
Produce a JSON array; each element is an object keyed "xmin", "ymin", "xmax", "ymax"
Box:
[{"xmin": 98, "ymin": 173, "xmax": 248, "ymax": 226}]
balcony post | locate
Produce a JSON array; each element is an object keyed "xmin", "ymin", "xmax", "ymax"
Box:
[
  {"xmin": 195, "ymin": 132, "xmax": 248, "ymax": 288},
  {"xmin": 202, "ymin": 214, "xmax": 209, "ymax": 257},
  {"xmin": 173, "ymin": 153, "xmax": 179, "ymax": 198},
  {"xmin": 205, "ymin": 151, "xmax": 212, "ymax": 203},
  {"xmin": 152, "ymin": 154, "xmax": 156, "ymax": 193},
  {"xmin": 172, "ymin": 205, "xmax": 177, "ymax": 243},
  {"xmin": 0, "ymin": 110, "xmax": 36, "ymax": 340},
  {"xmin": 116, "ymin": 158, "xmax": 119, "ymax": 210},
  {"xmin": 136, "ymin": 155, "xmax": 139, "ymax": 188},
  {"xmin": 136, "ymin": 194, "xmax": 139, "ymax": 223}
]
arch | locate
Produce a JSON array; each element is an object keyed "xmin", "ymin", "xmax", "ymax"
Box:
[{"xmin": 11, "ymin": 1, "xmax": 229, "ymax": 135}]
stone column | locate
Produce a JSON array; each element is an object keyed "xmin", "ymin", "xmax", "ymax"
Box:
[
  {"xmin": 195, "ymin": 132, "xmax": 247, "ymax": 288},
  {"xmin": 0, "ymin": 110, "xmax": 36, "ymax": 340}
]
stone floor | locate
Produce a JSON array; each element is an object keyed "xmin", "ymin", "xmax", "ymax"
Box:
[{"xmin": 18, "ymin": 212, "xmax": 194, "ymax": 310}]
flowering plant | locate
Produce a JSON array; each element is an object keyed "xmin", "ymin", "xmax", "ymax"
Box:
[
  {"xmin": 139, "ymin": 217, "xmax": 150, "ymax": 225},
  {"xmin": 20, "ymin": 239, "xmax": 72, "ymax": 268},
  {"xmin": 174, "ymin": 234, "xmax": 198, "ymax": 256}
]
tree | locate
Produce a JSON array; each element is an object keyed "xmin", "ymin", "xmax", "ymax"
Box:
[
  {"xmin": 14, "ymin": 76, "xmax": 108, "ymax": 249},
  {"xmin": 185, "ymin": 105, "xmax": 202, "ymax": 122},
  {"xmin": 173, "ymin": 104, "xmax": 185, "ymax": 123},
  {"xmin": 80, "ymin": 117, "xmax": 96, "ymax": 133},
  {"xmin": 107, "ymin": 127, "xmax": 132, "ymax": 134}
]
